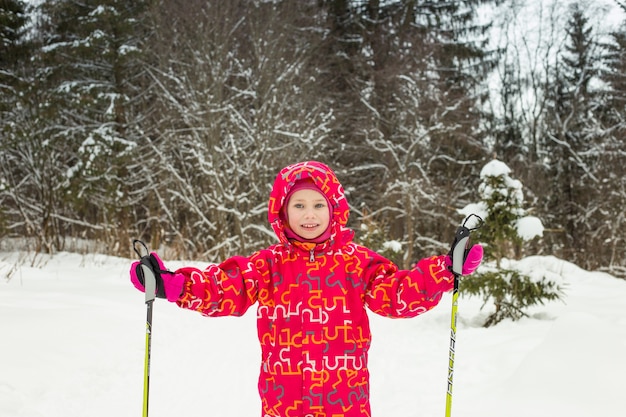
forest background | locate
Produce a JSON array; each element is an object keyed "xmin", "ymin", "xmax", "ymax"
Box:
[{"xmin": 1, "ymin": 0, "xmax": 625, "ymax": 278}]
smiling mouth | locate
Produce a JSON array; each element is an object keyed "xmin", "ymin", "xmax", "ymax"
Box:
[{"xmin": 300, "ymin": 224, "xmax": 319, "ymax": 230}]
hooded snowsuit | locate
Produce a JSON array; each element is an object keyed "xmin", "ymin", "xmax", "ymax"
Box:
[{"xmin": 175, "ymin": 161, "xmax": 454, "ymax": 417}]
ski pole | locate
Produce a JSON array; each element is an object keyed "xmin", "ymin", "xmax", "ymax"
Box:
[
  {"xmin": 445, "ymin": 214, "xmax": 482, "ymax": 417},
  {"xmin": 133, "ymin": 240, "xmax": 157, "ymax": 417}
]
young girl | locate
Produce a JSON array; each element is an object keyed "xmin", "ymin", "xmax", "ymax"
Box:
[{"xmin": 130, "ymin": 160, "xmax": 482, "ymax": 417}]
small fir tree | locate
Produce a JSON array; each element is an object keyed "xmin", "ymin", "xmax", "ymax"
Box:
[{"xmin": 460, "ymin": 159, "xmax": 563, "ymax": 327}]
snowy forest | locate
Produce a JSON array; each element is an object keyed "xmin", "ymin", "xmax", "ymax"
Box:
[{"xmin": 1, "ymin": 0, "xmax": 625, "ymax": 278}]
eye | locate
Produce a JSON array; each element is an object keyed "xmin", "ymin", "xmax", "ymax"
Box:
[
  {"xmin": 294, "ymin": 203, "xmax": 304, "ymax": 209},
  {"xmin": 315, "ymin": 203, "xmax": 326, "ymax": 209}
]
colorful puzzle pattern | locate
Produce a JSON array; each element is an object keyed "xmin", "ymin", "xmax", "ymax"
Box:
[{"xmin": 176, "ymin": 161, "xmax": 454, "ymax": 416}]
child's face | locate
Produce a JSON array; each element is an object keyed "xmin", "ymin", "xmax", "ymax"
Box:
[{"xmin": 286, "ymin": 188, "xmax": 331, "ymax": 240}]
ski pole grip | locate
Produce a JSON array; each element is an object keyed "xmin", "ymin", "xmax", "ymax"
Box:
[
  {"xmin": 134, "ymin": 240, "xmax": 158, "ymax": 303},
  {"xmin": 450, "ymin": 226, "xmax": 470, "ymax": 276},
  {"xmin": 141, "ymin": 259, "xmax": 157, "ymax": 303}
]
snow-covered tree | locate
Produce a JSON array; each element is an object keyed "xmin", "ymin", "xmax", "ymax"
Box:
[
  {"xmin": 0, "ymin": 0, "xmax": 155, "ymax": 254},
  {"xmin": 540, "ymin": 4, "xmax": 604, "ymax": 267},
  {"xmin": 320, "ymin": 0, "xmax": 500, "ymax": 262},
  {"xmin": 460, "ymin": 159, "xmax": 543, "ymax": 264},
  {"xmin": 592, "ymin": 8, "xmax": 626, "ymax": 277},
  {"xmin": 0, "ymin": 1, "xmax": 55, "ymax": 250},
  {"xmin": 39, "ymin": 0, "xmax": 151, "ymax": 252},
  {"xmin": 459, "ymin": 159, "xmax": 562, "ymax": 327},
  {"xmin": 0, "ymin": 0, "xmax": 623, "ymax": 272},
  {"xmin": 131, "ymin": 0, "xmax": 335, "ymax": 259}
]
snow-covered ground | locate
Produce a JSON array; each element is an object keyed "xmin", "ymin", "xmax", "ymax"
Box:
[{"xmin": 1, "ymin": 251, "xmax": 624, "ymax": 417}]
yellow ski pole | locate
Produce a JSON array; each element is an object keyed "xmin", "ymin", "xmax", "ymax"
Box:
[
  {"xmin": 445, "ymin": 271, "xmax": 460, "ymax": 417},
  {"xmin": 142, "ymin": 283, "xmax": 155, "ymax": 417},
  {"xmin": 445, "ymin": 214, "xmax": 482, "ymax": 417},
  {"xmin": 133, "ymin": 240, "xmax": 157, "ymax": 417}
]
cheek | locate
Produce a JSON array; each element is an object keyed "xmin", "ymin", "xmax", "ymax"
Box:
[
  {"xmin": 286, "ymin": 206, "xmax": 298, "ymax": 222},
  {"xmin": 321, "ymin": 210, "xmax": 331, "ymax": 225},
  {"xmin": 286, "ymin": 207, "xmax": 294, "ymax": 221}
]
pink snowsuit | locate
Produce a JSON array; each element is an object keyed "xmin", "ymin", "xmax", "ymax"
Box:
[{"xmin": 175, "ymin": 161, "xmax": 454, "ymax": 417}]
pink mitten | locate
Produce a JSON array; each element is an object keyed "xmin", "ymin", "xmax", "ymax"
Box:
[
  {"xmin": 130, "ymin": 252, "xmax": 185, "ymax": 302},
  {"xmin": 461, "ymin": 244, "xmax": 483, "ymax": 275},
  {"xmin": 445, "ymin": 244, "xmax": 483, "ymax": 276}
]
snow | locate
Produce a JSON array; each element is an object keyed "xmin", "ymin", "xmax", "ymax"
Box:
[
  {"xmin": 382, "ymin": 240, "xmax": 403, "ymax": 253},
  {"xmin": 516, "ymin": 216, "xmax": 544, "ymax": 241},
  {"xmin": 458, "ymin": 202, "xmax": 488, "ymax": 222},
  {"xmin": 462, "ymin": 159, "xmax": 545, "ymax": 244},
  {"xmin": 479, "ymin": 160, "xmax": 524, "ymax": 206},
  {"xmin": 1, "ymin": 251, "xmax": 625, "ymax": 417},
  {"xmin": 479, "ymin": 160, "xmax": 511, "ymax": 178}
]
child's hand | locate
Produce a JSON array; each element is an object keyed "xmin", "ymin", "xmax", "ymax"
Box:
[
  {"xmin": 461, "ymin": 244, "xmax": 483, "ymax": 275},
  {"xmin": 130, "ymin": 252, "xmax": 185, "ymax": 302},
  {"xmin": 445, "ymin": 244, "xmax": 483, "ymax": 276}
]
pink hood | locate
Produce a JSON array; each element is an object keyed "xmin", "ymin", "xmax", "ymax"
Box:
[{"xmin": 268, "ymin": 161, "xmax": 353, "ymax": 246}]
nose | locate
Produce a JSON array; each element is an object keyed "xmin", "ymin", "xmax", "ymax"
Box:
[{"xmin": 303, "ymin": 206, "xmax": 318, "ymax": 218}]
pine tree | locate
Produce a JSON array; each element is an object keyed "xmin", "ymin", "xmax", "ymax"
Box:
[
  {"xmin": 0, "ymin": 0, "xmax": 33, "ymax": 239},
  {"xmin": 35, "ymin": 0, "xmax": 151, "ymax": 253},
  {"xmin": 0, "ymin": 0, "xmax": 28, "ymax": 132},
  {"xmin": 0, "ymin": 0, "xmax": 29, "ymax": 118},
  {"xmin": 592, "ymin": 12, "xmax": 626, "ymax": 277},
  {"xmin": 315, "ymin": 0, "xmax": 502, "ymax": 263},
  {"xmin": 460, "ymin": 159, "xmax": 563, "ymax": 327},
  {"xmin": 540, "ymin": 4, "xmax": 603, "ymax": 267},
  {"xmin": 394, "ymin": 0, "xmax": 502, "ymax": 261},
  {"xmin": 491, "ymin": 65, "xmax": 527, "ymax": 168},
  {"xmin": 0, "ymin": 0, "xmax": 154, "ymax": 253},
  {"xmin": 0, "ymin": 0, "xmax": 27, "ymax": 63}
]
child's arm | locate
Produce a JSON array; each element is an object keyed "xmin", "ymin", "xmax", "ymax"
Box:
[
  {"xmin": 174, "ymin": 251, "xmax": 269, "ymax": 317},
  {"xmin": 364, "ymin": 249, "xmax": 455, "ymax": 318}
]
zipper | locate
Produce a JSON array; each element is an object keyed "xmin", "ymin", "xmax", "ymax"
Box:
[{"xmin": 309, "ymin": 248, "xmax": 315, "ymax": 262}]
